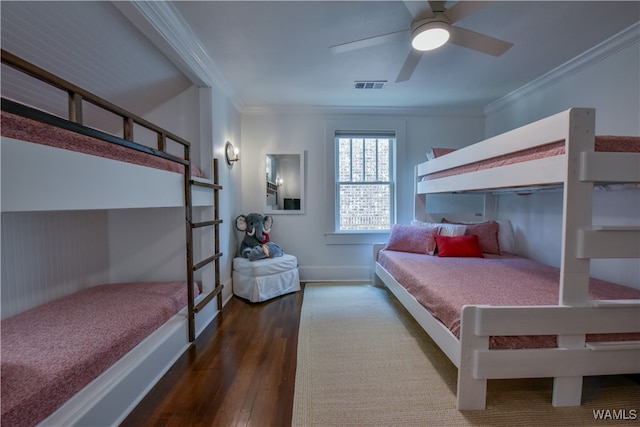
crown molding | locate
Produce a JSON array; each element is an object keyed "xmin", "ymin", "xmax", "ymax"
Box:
[
  {"xmin": 113, "ymin": 1, "xmax": 245, "ymax": 112},
  {"xmin": 484, "ymin": 22, "xmax": 640, "ymax": 117}
]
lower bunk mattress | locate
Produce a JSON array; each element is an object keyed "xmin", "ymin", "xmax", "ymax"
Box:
[
  {"xmin": 377, "ymin": 250, "xmax": 640, "ymax": 349},
  {"xmin": 1, "ymin": 281, "xmax": 199, "ymax": 427}
]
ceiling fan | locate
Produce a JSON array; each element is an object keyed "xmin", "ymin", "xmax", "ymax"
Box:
[{"xmin": 329, "ymin": 1, "xmax": 513, "ymax": 83}]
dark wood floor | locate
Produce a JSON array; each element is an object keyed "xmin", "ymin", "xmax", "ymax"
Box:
[{"xmin": 121, "ymin": 288, "xmax": 304, "ymax": 427}]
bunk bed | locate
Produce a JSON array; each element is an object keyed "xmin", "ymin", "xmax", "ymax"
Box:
[
  {"xmin": 1, "ymin": 49, "xmax": 225, "ymax": 426},
  {"xmin": 373, "ymin": 107, "xmax": 640, "ymax": 410}
]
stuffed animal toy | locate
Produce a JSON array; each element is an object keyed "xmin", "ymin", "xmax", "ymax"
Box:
[{"xmin": 235, "ymin": 213, "xmax": 284, "ymax": 261}]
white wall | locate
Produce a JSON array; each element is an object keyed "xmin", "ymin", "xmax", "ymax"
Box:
[
  {"xmin": 1, "ymin": 210, "xmax": 110, "ymax": 319},
  {"xmin": 485, "ymin": 30, "xmax": 640, "ymax": 136},
  {"xmin": 210, "ymin": 85, "xmax": 242, "ymax": 299},
  {"xmin": 485, "ymin": 29, "xmax": 640, "ymax": 288},
  {"xmin": 240, "ymin": 110, "xmax": 484, "ymax": 281}
]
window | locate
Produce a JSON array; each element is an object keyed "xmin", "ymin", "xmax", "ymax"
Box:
[{"xmin": 335, "ymin": 132, "xmax": 395, "ymax": 231}]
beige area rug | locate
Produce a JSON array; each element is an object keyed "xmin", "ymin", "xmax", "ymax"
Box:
[{"xmin": 292, "ymin": 284, "xmax": 640, "ymax": 426}]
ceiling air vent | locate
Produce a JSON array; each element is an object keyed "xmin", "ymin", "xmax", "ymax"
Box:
[{"xmin": 354, "ymin": 80, "xmax": 386, "ymax": 89}]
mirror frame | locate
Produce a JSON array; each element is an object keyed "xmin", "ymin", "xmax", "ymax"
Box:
[{"xmin": 264, "ymin": 151, "xmax": 305, "ymax": 215}]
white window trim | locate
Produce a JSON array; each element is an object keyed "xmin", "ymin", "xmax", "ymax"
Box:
[{"xmin": 324, "ymin": 117, "xmax": 406, "ymax": 245}]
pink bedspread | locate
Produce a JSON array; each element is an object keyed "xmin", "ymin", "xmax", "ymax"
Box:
[
  {"xmin": 1, "ymin": 281, "xmax": 199, "ymax": 427},
  {"xmin": 377, "ymin": 250, "xmax": 640, "ymax": 349},
  {"xmin": 424, "ymin": 135, "xmax": 640, "ymax": 181},
  {"xmin": 1, "ymin": 110, "xmax": 203, "ymax": 177}
]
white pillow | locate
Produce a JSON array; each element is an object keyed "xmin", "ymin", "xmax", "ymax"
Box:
[
  {"xmin": 411, "ymin": 220, "xmax": 466, "ymax": 237},
  {"xmin": 438, "ymin": 223, "xmax": 467, "ymax": 237}
]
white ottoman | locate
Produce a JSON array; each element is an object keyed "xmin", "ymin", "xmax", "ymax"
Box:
[{"xmin": 232, "ymin": 254, "xmax": 301, "ymax": 302}]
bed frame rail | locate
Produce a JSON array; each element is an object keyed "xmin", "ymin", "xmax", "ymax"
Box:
[
  {"xmin": 577, "ymin": 227, "xmax": 640, "ymax": 259},
  {"xmin": 417, "ymin": 109, "xmax": 576, "ymax": 179},
  {"xmin": 580, "ymin": 151, "xmax": 640, "ymax": 182},
  {"xmin": 458, "ymin": 303, "xmax": 640, "ymax": 409}
]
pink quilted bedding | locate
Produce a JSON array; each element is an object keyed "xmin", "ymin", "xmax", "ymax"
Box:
[
  {"xmin": 377, "ymin": 250, "xmax": 640, "ymax": 349},
  {"xmin": 1, "ymin": 110, "xmax": 203, "ymax": 177},
  {"xmin": 1, "ymin": 281, "xmax": 199, "ymax": 427},
  {"xmin": 423, "ymin": 135, "xmax": 640, "ymax": 181}
]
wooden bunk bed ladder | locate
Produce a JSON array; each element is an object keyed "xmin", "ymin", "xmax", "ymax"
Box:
[{"xmin": 185, "ymin": 158, "xmax": 224, "ymax": 342}]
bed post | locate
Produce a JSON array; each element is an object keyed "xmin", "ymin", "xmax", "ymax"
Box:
[
  {"xmin": 483, "ymin": 193, "xmax": 497, "ymax": 220},
  {"xmin": 552, "ymin": 107, "xmax": 596, "ymax": 407},
  {"xmin": 457, "ymin": 306, "xmax": 489, "ymax": 410},
  {"xmin": 414, "ymin": 164, "xmax": 426, "ymax": 221},
  {"xmin": 372, "ymin": 243, "xmax": 386, "ymax": 287},
  {"xmin": 184, "ymin": 147, "xmax": 196, "ymax": 342}
]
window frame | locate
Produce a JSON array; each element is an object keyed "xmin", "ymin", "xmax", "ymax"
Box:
[
  {"xmin": 335, "ymin": 132, "xmax": 395, "ymax": 232},
  {"xmin": 324, "ymin": 118, "xmax": 405, "ymax": 245}
]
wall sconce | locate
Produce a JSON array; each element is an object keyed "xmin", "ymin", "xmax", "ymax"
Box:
[
  {"xmin": 276, "ymin": 176, "xmax": 283, "ymax": 187},
  {"xmin": 225, "ymin": 141, "xmax": 239, "ymax": 166}
]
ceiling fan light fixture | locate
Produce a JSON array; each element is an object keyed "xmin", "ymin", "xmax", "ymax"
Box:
[{"xmin": 411, "ymin": 17, "xmax": 451, "ymax": 51}]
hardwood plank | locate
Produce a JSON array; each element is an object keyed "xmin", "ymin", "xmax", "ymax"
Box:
[{"xmin": 121, "ymin": 289, "xmax": 303, "ymax": 427}]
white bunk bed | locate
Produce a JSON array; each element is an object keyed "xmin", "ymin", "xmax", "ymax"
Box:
[
  {"xmin": 374, "ymin": 107, "xmax": 640, "ymax": 410},
  {"xmin": 1, "ymin": 50, "xmax": 223, "ymax": 425}
]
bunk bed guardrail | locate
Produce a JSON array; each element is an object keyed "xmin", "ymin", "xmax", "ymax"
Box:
[{"xmin": 1, "ymin": 49, "xmax": 191, "ymax": 167}]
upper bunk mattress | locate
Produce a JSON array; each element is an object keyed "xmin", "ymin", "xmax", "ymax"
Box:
[
  {"xmin": 1, "ymin": 110, "xmax": 202, "ymax": 177},
  {"xmin": 1, "ymin": 281, "xmax": 199, "ymax": 427},
  {"xmin": 377, "ymin": 250, "xmax": 640, "ymax": 349},
  {"xmin": 423, "ymin": 135, "xmax": 640, "ymax": 181}
]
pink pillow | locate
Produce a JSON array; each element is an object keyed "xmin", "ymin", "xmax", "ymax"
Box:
[
  {"xmin": 432, "ymin": 147, "xmax": 457, "ymax": 157},
  {"xmin": 442, "ymin": 219, "xmax": 501, "ymax": 255},
  {"xmin": 427, "ymin": 147, "xmax": 457, "ymax": 160},
  {"xmin": 435, "ymin": 234, "xmax": 484, "ymax": 258},
  {"xmin": 384, "ymin": 224, "xmax": 439, "ymax": 255}
]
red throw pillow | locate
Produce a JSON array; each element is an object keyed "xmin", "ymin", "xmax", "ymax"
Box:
[{"xmin": 435, "ymin": 234, "xmax": 484, "ymax": 258}]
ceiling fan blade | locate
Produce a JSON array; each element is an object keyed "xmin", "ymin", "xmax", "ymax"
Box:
[
  {"xmin": 443, "ymin": 1, "xmax": 492, "ymax": 24},
  {"xmin": 395, "ymin": 50, "xmax": 423, "ymax": 83},
  {"xmin": 449, "ymin": 26, "xmax": 513, "ymax": 57},
  {"xmin": 403, "ymin": 0, "xmax": 433, "ymax": 20},
  {"xmin": 329, "ymin": 30, "xmax": 408, "ymax": 54}
]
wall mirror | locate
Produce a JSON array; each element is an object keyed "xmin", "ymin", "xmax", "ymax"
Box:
[{"xmin": 264, "ymin": 152, "xmax": 305, "ymax": 214}]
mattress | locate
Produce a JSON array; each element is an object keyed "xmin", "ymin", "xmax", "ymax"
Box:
[
  {"xmin": 1, "ymin": 110, "xmax": 203, "ymax": 177},
  {"xmin": 1, "ymin": 281, "xmax": 199, "ymax": 427},
  {"xmin": 377, "ymin": 250, "xmax": 640, "ymax": 349},
  {"xmin": 423, "ymin": 135, "xmax": 640, "ymax": 181}
]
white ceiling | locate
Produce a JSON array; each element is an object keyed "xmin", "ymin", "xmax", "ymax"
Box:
[{"xmin": 1, "ymin": 1, "xmax": 639, "ymax": 117}]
